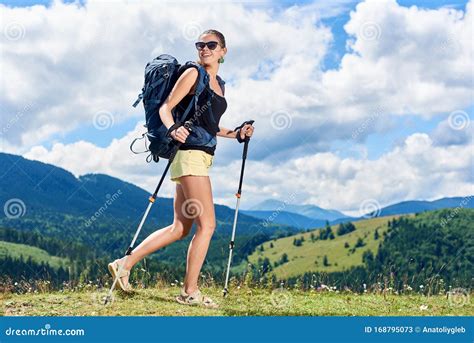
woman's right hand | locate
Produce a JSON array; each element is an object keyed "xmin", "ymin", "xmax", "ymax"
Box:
[{"xmin": 170, "ymin": 125, "xmax": 190, "ymax": 144}]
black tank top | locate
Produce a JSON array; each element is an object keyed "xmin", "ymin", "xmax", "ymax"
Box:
[{"xmin": 174, "ymin": 83, "xmax": 227, "ymax": 155}]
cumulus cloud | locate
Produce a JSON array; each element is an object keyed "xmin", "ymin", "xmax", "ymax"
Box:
[
  {"xmin": 216, "ymin": 0, "xmax": 474, "ymax": 162},
  {"xmin": 222, "ymin": 132, "xmax": 473, "ymax": 215},
  {"xmin": 4, "ymin": 0, "xmax": 474, "ymax": 213},
  {"xmin": 432, "ymin": 110, "xmax": 473, "ymax": 146},
  {"xmin": 24, "ymin": 126, "xmax": 473, "ymax": 214},
  {"xmin": 2, "ymin": 0, "xmax": 472, "ymax": 154},
  {"xmin": 0, "ymin": 0, "xmax": 332, "ymax": 149},
  {"xmin": 23, "ymin": 121, "xmax": 181, "ymax": 197}
]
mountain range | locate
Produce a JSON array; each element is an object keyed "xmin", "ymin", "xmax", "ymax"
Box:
[
  {"xmin": 0, "ymin": 152, "xmax": 279, "ymax": 237},
  {"xmin": 1, "ymin": 152, "xmax": 472, "ymax": 286},
  {"xmin": 1, "ymin": 152, "xmax": 471, "ymax": 232}
]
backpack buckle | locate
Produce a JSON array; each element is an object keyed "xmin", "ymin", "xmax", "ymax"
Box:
[{"xmin": 132, "ymin": 93, "xmax": 143, "ymax": 107}]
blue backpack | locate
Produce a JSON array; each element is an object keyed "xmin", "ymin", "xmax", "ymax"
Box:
[{"xmin": 131, "ymin": 54, "xmax": 220, "ymax": 162}]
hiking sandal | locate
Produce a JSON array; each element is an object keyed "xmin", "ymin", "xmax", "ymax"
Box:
[
  {"xmin": 176, "ymin": 288, "xmax": 219, "ymax": 308},
  {"xmin": 107, "ymin": 259, "xmax": 132, "ymax": 292}
]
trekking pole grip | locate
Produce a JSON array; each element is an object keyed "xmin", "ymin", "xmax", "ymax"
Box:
[
  {"xmin": 241, "ymin": 120, "xmax": 254, "ymax": 159},
  {"xmin": 168, "ymin": 121, "xmax": 194, "ymax": 163}
]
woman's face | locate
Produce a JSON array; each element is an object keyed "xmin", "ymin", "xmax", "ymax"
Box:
[{"xmin": 196, "ymin": 33, "xmax": 226, "ymax": 66}]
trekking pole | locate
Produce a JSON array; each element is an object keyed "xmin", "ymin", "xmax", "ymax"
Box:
[
  {"xmin": 104, "ymin": 121, "xmax": 193, "ymax": 305},
  {"xmin": 223, "ymin": 120, "xmax": 254, "ymax": 297}
]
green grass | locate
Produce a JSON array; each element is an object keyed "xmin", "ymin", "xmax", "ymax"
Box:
[
  {"xmin": 2, "ymin": 285, "xmax": 471, "ymax": 316},
  {"xmin": 249, "ymin": 215, "xmax": 410, "ymax": 278},
  {"xmin": 0, "ymin": 241, "xmax": 69, "ymax": 269}
]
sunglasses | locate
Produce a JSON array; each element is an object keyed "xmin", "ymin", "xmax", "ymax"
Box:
[{"xmin": 195, "ymin": 41, "xmax": 220, "ymax": 51}]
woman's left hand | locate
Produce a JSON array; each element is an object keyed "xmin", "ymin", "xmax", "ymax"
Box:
[{"xmin": 240, "ymin": 124, "xmax": 254, "ymax": 140}]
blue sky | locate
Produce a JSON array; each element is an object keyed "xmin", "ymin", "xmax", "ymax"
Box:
[
  {"xmin": 1, "ymin": 0, "xmax": 472, "ymax": 212},
  {"xmin": 3, "ymin": 0, "xmax": 470, "ymax": 157}
]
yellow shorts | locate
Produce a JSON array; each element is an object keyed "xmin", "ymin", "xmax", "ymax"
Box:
[{"xmin": 170, "ymin": 149, "xmax": 214, "ymax": 184}]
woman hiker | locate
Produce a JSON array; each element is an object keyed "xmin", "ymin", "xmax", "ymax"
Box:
[{"xmin": 108, "ymin": 29, "xmax": 254, "ymax": 308}]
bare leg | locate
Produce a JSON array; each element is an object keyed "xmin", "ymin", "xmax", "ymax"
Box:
[
  {"xmin": 178, "ymin": 175, "xmax": 216, "ymax": 294},
  {"xmin": 116, "ymin": 183, "xmax": 194, "ymax": 287}
]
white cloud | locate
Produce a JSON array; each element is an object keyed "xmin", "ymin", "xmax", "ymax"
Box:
[
  {"xmin": 2, "ymin": 0, "xmax": 472, "ymax": 153},
  {"xmin": 4, "ymin": 0, "xmax": 474, "ymax": 214},
  {"xmin": 432, "ymin": 113, "xmax": 473, "ymax": 146},
  {"xmin": 24, "ymin": 126, "xmax": 473, "ymax": 214},
  {"xmin": 216, "ymin": 0, "xmax": 474, "ymax": 162},
  {"xmin": 23, "ymin": 122, "xmax": 180, "ymax": 197},
  {"xmin": 332, "ymin": 0, "xmax": 473, "ymax": 116},
  {"xmin": 0, "ymin": 0, "xmax": 332, "ymax": 149}
]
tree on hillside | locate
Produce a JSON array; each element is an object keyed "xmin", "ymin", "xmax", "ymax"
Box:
[
  {"xmin": 362, "ymin": 250, "xmax": 374, "ymax": 265},
  {"xmin": 261, "ymin": 257, "xmax": 272, "ymax": 273},
  {"xmin": 355, "ymin": 237, "xmax": 366, "ymax": 248},
  {"xmin": 323, "ymin": 255, "xmax": 330, "ymax": 266},
  {"xmin": 337, "ymin": 222, "xmax": 356, "ymax": 236},
  {"xmin": 319, "ymin": 225, "xmax": 334, "ymax": 240},
  {"xmin": 293, "ymin": 236, "xmax": 305, "ymax": 246}
]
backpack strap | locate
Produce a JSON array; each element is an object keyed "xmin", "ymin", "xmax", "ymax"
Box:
[
  {"xmin": 182, "ymin": 63, "xmax": 223, "ymax": 130},
  {"xmin": 173, "ymin": 62, "xmax": 224, "ymax": 133},
  {"xmin": 217, "ymin": 75, "xmax": 225, "ymax": 96},
  {"xmin": 176, "ymin": 62, "xmax": 209, "ymax": 126}
]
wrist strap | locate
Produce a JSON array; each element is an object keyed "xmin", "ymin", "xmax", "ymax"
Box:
[
  {"xmin": 166, "ymin": 122, "xmax": 181, "ymax": 138},
  {"xmin": 236, "ymin": 128, "xmax": 245, "ymax": 143},
  {"xmin": 234, "ymin": 120, "xmax": 254, "ymax": 143}
]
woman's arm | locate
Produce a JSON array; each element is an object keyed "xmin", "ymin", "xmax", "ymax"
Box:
[
  {"xmin": 217, "ymin": 124, "xmax": 255, "ymax": 140},
  {"xmin": 158, "ymin": 68, "xmax": 198, "ymax": 143},
  {"xmin": 217, "ymin": 126, "xmax": 238, "ymax": 139}
]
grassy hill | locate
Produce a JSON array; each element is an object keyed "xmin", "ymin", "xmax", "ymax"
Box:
[
  {"xmin": 0, "ymin": 241, "xmax": 69, "ymax": 269},
  {"xmin": 2, "ymin": 285, "xmax": 471, "ymax": 316},
  {"xmin": 249, "ymin": 215, "xmax": 407, "ymax": 278},
  {"xmin": 0, "ymin": 152, "xmax": 301, "ymax": 285}
]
